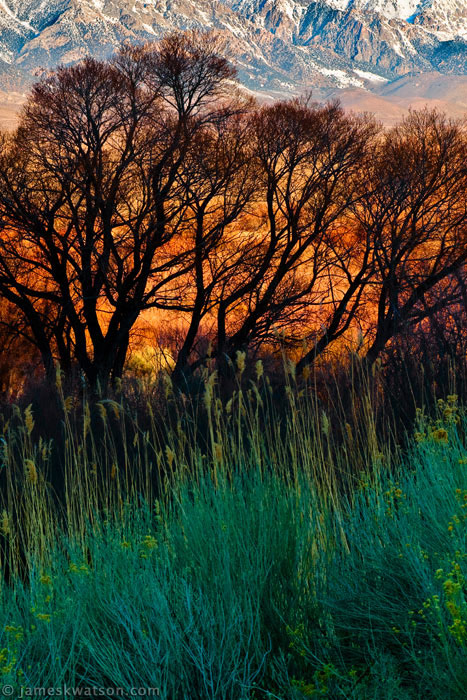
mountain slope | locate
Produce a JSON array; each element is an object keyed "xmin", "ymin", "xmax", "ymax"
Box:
[{"xmin": 0, "ymin": 0, "xmax": 464, "ymax": 101}]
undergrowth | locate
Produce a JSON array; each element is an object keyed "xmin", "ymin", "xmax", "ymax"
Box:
[{"xmin": 0, "ymin": 362, "xmax": 465, "ymax": 698}]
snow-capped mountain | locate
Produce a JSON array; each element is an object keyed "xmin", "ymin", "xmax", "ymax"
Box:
[
  {"xmin": 0, "ymin": 0, "xmax": 464, "ymax": 96},
  {"xmin": 331, "ymin": 0, "xmax": 467, "ymax": 39}
]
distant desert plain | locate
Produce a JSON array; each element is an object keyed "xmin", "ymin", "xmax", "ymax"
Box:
[{"xmin": 1, "ymin": 71, "xmax": 466, "ymax": 130}]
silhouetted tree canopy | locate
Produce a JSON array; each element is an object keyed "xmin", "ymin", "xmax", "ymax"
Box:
[{"xmin": 0, "ymin": 32, "xmax": 466, "ymax": 391}]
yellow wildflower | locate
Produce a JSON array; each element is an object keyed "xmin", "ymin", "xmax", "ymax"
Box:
[
  {"xmin": 432, "ymin": 428, "xmax": 448, "ymax": 444},
  {"xmin": 36, "ymin": 613, "xmax": 51, "ymax": 623},
  {"xmin": 443, "ymin": 579, "xmax": 460, "ymax": 596},
  {"xmin": 142, "ymin": 535, "xmax": 157, "ymax": 550}
]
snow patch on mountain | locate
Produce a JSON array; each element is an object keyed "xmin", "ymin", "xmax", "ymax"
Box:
[
  {"xmin": 354, "ymin": 68, "xmax": 389, "ymax": 82},
  {"xmin": 0, "ymin": 0, "xmax": 464, "ymax": 96}
]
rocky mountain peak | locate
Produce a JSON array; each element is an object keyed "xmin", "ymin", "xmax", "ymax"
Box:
[{"xmin": 0, "ymin": 0, "xmax": 464, "ymax": 103}]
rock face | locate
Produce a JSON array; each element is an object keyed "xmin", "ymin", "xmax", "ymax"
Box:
[{"xmin": 0, "ymin": 0, "xmax": 465, "ymax": 95}]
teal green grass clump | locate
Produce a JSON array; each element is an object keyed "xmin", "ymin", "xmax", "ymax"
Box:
[{"xmin": 1, "ymin": 393, "xmax": 467, "ymax": 697}]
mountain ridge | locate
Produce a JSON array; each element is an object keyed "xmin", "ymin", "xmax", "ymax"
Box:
[
  {"xmin": 0, "ymin": 0, "xmax": 465, "ymax": 125},
  {"xmin": 0, "ymin": 0, "xmax": 465, "ymax": 88}
]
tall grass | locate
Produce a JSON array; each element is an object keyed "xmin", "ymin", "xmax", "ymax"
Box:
[
  {"xmin": 0, "ymin": 358, "xmax": 395, "ymax": 574},
  {"xmin": 0, "ymin": 361, "xmax": 465, "ymax": 697}
]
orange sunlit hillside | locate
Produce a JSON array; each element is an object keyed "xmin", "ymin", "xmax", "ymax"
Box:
[{"xmin": 0, "ymin": 33, "xmax": 465, "ymax": 393}]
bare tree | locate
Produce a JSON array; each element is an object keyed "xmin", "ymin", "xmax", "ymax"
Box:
[
  {"xmin": 207, "ymin": 99, "xmax": 378, "ymax": 370},
  {"xmin": 170, "ymin": 112, "xmax": 256, "ymax": 382},
  {"xmin": 353, "ymin": 109, "xmax": 467, "ymax": 366},
  {"xmin": 1, "ymin": 36, "xmax": 466, "ymax": 392},
  {"xmin": 0, "ymin": 32, "xmax": 245, "ymax": 390}
]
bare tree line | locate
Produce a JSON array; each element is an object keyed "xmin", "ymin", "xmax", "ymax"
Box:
[{"xmin": 0, "ymin": 31, "xmax": 466, "ymax": 391}]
